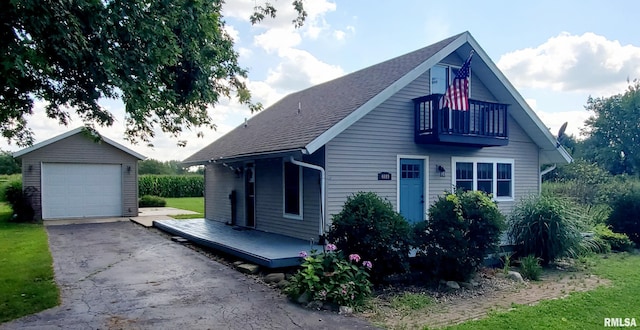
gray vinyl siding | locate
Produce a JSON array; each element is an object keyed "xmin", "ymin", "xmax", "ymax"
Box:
[
  {"xmin": 325, "ymin": 67, "xmax": 539, "ymax": 222},
  {"xmin": 254, "ymin": 150, "xmax": 324, "ymax": 241},
  {"xmin": 204, "ymin": 163, "xmax": 244, "ymax": 224},
  {"xmin": 204, "ymin": 150, "xmax": 324, "ymax": 241},
  {"xmin": 19, "ymin": 133, "xmax": 139, "ymax": 220}
]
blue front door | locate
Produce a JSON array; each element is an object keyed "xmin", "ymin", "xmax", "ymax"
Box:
[{"xmin": 400, "ymin": 158, "xmax": 425, "ymax": 223}]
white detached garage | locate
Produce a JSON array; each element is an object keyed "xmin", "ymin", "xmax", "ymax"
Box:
[{"xmin": 13, "ymin": 127, "xmax": 146, "ymax": 221}]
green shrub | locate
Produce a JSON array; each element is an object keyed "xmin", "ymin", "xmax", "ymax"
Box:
[
  {"xmin": 607, "ymin": 187, "xmax": 640, "ymax": 245},
  {"xmin": 594, "ymin": 224, "xmax": 635, "ymax": 252},
  {"xmin": 139, "ymin": 175, "xmax": 203, "ymax": 198},
  {"xmin": 0, "ymin": 174, "xmax": 21, "ymax": 203},
  {"xmin": 508, "ymin": 195, "xmax": 582, "ymax": 264},
  {"xmin": 139, "ymin": 195, "xmax": 167, "ymax": 207},
  {"xmin": 284, "ymin": 246, "xmax": 372, "ymax": 308},
  {"xmin": 328, "ymin": 192, "xmax": 413, "ymax": 284},
  {"xmin": 519, "ymin": 255, "xmax": 542, "ymax": 281},
  {"xmin": 413, "ymin": 190, "xmax": 505, "ymax": 281},
  {"xmin": 2, "ymin": 178, "xmax": 34, "ymax": 222}
]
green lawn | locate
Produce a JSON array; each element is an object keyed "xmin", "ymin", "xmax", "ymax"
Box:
[
  {"xmin": 0, "ymin": 203, "xmax": 59, "ymax": 323},
  {"xmin": 165, "ymin": 197, "xmax": 204, "ymax": 219},
  {"xmin": 444, "ymin": 253, "xmax": 640, "ymax": 330}
]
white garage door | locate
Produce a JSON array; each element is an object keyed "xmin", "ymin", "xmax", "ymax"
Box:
[{"xmin": 42, "ymin": 163, "xmax": 123, "ymax": 219}]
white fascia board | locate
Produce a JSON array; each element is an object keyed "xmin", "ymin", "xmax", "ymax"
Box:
[
  {"xmin": 464, "ymin": 36, "xmax": 572, "ymax": 165},
  {"xmin": 13, "ymin": 127, "xmax": 85, "ymax": 158},
  {"xmin": 304, "ymin": 33, "xmax": 470, "ymax": 154},
  {"xmin": 12, "ymin": 126, "xmax": 147, "ymax": 160}
]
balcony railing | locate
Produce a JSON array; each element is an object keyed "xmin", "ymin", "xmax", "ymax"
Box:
[{"xmin": 413, "ymin": 94, "xmax": 509, "ymax": 147}]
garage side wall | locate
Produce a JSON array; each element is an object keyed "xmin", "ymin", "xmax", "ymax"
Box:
[{"xmin": 20, "ymin": 133, "xmax": 140, "ymax": 220}]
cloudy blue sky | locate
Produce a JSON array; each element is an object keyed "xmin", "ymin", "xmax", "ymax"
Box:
[{"xmin": 4, "ymin": 0, "xmax": 640, "ymax": 161}]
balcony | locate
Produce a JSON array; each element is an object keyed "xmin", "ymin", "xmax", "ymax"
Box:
[{"xmin": 413, "ymin": 94, "xmax": 509, "ymax": 147}]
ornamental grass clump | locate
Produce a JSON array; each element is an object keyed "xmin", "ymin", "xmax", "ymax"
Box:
[
  {"xmin": 508, "ymin": 194, "xmax": 583, "ymax": 264},
  {"xmin": 285, "ymin": 244, "xmax": 373, "ymax": 308}
]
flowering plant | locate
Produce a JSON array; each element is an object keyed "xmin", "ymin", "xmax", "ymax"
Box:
[{"xmin": 285, "ymin": 245, "xmax": 373, "ymax": 308}]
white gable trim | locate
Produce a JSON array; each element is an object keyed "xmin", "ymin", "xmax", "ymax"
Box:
[
  {"xmin": 304, "ymin": 33, "xmax": 470, "ymax": 155},
  {"xmin": 463, "ymin": 37, "xmax": 572, "ymax": 164},
  {"xmin": 304, "ymin": 32, "xmax": 571, "ymax": 165},
  {"xmin": 13, "ymin": 127, "xmax": 146, "ymax": 160}
]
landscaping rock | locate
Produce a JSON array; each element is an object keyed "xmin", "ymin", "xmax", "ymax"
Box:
[
  {"xmin": 296, "ymin": 291, "xmax": 310, "ymax": 304},
  {"xmin": 306, "ymin": 300, "xmax": 323, "ymax": 310},
  {"xmin": 236, "ymin": 263, "xmax": 260, "ymax": 274},
  {"xmin": 339, "ymin": 306, "xmax": 353, "ymax": 315},
  {"xmin": 470, "ymin": 279, "xmax": 480, "ymax": 287},
  {"xmin": 446, "ymin": 281, "xmax": 460, "ymax": 289},
  {"xmin": 232, "ymin": 261, "xmax": 244, "ymax": 267},
  {"xmin": 507, "ymin": 270, "xmax": 524, "ymax": 283},
  {"xmin": 459, "ymin": 282, "xmax": 473, "ymax": 289},
  {"xmin": 276, "ymin": 280, "xmax": 289, "ymax": 289},
  {"xmin": 264, "ymin": 273, "xmax": 285, "ymax": 284}
]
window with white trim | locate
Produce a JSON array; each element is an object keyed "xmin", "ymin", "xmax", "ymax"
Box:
[
  {"xmin": 283, "ymin": 161, "xmax": 303, "ymax": 219},
  {"xmin": 452, "ymin": 158, "xmax": 514, "ymax": 200}
]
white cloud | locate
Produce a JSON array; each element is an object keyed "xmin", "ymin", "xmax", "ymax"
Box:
[
  {"xmin": 265, "ymin": 48, "xmax": 343, "ymax": 91},
  {"xmin": 498, "ymin": 32, "xmax": 640, "ymax": 95},
  {"xmin": 334, "ymin": 30, "xmax": 346, "ymax": 41},
  {"xmin": 534, "ymin": 109, "xmax": 590, "ymax": 139},
  {"xmin": 254, "ymin": 28, "xmax": 302, "ymax": 53},
  {"xmin": 224, "ymin": 25, "xmax": 240, "ymax": 42}
]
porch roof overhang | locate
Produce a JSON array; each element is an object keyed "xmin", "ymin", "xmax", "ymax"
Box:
[{"xmin": 182, "ymin": 148, "xmax": 306, "ymax": 167}]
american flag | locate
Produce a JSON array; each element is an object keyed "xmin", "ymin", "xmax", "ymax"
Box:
[{"xmin": 440, "ymin": 51, "xmax": 473, "ymax": 111}]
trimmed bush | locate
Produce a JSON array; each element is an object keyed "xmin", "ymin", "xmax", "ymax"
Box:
[
  {"xmin": 139, "ymin": 195, "xmax": 167, "ymax": 207},
  {"xmin": 413, "ymin": 190, "xmax": 505, "ymax": 281},
  {"xmin": 328, "ymin": 192, "xmax": 413, "ymax": 284},
  {"xmin": 139, "ymin": 175, "xmax": 203, "ymax": 198},
  {"xmin": 607, "ymin": 187, "xmax": 640, "ymax": 245},
  {"xmin": 2, "ymin": 178, "xmax": 34, "ymax": 222},
  {"xmin": 594, "ymin": 224, "xmax": 635, "ymax": 252},
  {"xmin": 508, "ymin": 195, "xmax": 582, "ymax": 264}
]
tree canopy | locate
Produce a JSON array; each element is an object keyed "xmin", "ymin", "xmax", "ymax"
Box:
[
  {"xmin": 579, "ymin": 81, "xmax": 640, "ymax": 176},
  {"xmin": 0, "ymin": 150, "xmax": 21, "ymax": 175},
  {"xmin": 1, "ymin": 0, "xmax": 305, "ymax": 147}
]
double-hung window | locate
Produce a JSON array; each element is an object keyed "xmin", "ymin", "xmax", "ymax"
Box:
[
  {"xmin": 452, "ymin": 157, "xmax": 514, "ymax": 201},
  {"xmin": 283, "ymin": 161, "xmax": 303, "ymax": 219}
]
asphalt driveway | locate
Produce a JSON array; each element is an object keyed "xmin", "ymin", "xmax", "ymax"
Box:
[{"xmin": 1, "ymin": 222, "xmax": 375, "ymax": 329}]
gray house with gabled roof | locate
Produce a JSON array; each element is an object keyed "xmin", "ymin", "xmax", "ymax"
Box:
[{"xmin": 183, "ymin": 32, "xmax": 571, "ymax": 242}]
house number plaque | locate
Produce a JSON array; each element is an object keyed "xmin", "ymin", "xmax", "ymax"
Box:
[{"xmin": 377, "ymin": 172, "xmax": 392, "ymax": 180}]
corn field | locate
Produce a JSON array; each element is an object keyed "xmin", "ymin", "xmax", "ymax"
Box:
[{"xmin": 138, "ymin": 175, "xmax": 204, "ymax": 198}]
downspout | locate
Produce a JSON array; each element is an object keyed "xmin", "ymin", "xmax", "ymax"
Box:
[
  {"xmin": 540, "ymin": 164, "xmax": 557, "ymax": 193},
  {"xmin": 289, "ymin": 156, "xmax": 326, "ymax": 241}
]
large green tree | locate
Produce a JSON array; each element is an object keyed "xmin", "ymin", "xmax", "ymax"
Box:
[
  {"xmin": 0, "ymin": 150, "xmax": 21, "ymax": 175},
  {"xmin": 1, "ymin": 0, "xmax": 305, "ymax": 147},
  {"xmin": 580, "ymin": 81, "xmax": 640, "ymax": 175}
]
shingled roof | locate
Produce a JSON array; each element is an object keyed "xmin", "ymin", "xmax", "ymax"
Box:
[
  {"xmin": 184, "ymin": 32, "xmax": 572, "ymax": 165},
  {"xmin": 183, "ymin": 33, "xmax": 463, "ymax": 164}
]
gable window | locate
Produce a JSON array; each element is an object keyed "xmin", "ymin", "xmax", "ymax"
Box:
[
  {"xmin": 283, "ymin": 161, "xmax": 303, "ymax": 219},
  {"xmin": 452, "ymin": 157, "xmax": 514, "ymax": 200}
]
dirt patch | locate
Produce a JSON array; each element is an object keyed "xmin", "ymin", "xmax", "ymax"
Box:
[{"xmin": 363, "ymin": 267, "xmax": 611, "ymax": 329}]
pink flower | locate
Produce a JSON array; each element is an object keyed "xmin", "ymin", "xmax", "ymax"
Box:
[
  {"xmin": 362, "ymin": 260, "xmax": 372, "ymax": 269},
  {"xmin": 349, "ymin": 254, "xmax": 361, "ymax": 263},
  {"xmin": 325, "ymin": 243, "xmax": 337, "ymax": 251},
  {"xmin": 298, "ymin": 251, "xmax": 308, "ymax": 258}
]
